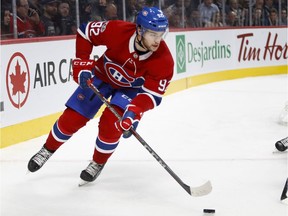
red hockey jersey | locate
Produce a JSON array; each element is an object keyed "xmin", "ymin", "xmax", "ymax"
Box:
[{"xmin": 76, "ymin": 20, "xmax": 174, "ymax": 112}]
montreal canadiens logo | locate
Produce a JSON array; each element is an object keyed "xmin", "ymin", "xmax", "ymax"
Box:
[
  {"xmin": 6, "ymin": 52, "xmax": 30, "ymax": 109},
  {"xmin": 105, "ymin": 62, "xmax": 134, "ymax": 87},
  {"xmin": 142, "ymin": 10, "xmax": 148, "ymax": 16}
]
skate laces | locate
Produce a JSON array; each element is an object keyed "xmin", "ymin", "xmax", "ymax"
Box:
[
  {"xmin": 33, "ymin": 147, "xmax": 53, "ymax": 166},
  {"xmin": 282, "ymin": 138, "xmax": 288, "ymax": 146},
  {"xmin": 85, "ymin": 162, "xmax": 103, "ymax": 177}
]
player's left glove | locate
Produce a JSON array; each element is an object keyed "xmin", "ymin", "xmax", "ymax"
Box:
[
  {"xmin": 72, "ymin": 59, "xmax": 95, "ymax": 88},
  {"xmin": 115, "ymin": 105, "xmax": 143, "ymax": 138}
]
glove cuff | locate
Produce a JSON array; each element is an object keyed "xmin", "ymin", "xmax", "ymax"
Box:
[{"xmin": 126, "ymin": 105, "xmax": 143, "ymax": 120}]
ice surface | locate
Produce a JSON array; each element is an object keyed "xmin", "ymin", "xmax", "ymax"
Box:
[{"xmin": 1, "ymin": 75, "xmax": 287, "ymax": 216}]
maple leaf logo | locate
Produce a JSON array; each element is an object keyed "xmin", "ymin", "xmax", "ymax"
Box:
[
  {"xmin": 6, "ymin": 52, "xmax": 30, "ymax": 109},
  {"xmin": 10, "ymin": 60, "xmax": 27, "ymax": 95}
]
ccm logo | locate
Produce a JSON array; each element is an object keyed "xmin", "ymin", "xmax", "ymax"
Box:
[{"xmin": 73, "ymin": 61, "xmax": 94, "ymax": 66}]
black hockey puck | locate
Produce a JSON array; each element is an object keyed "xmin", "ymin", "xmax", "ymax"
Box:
[{"xmin": 203, "ymin": 209, "xmax": 215, "ymax": 213}]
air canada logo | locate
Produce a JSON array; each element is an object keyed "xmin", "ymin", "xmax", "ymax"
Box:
[{"xmin": 6, "ymin": 52, "xmax": 30, "ymax": 109}]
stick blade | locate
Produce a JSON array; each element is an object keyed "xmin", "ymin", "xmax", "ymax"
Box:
[{"xmin": 189, "ymin": 180, "xmax": 212, "ymax": 197}]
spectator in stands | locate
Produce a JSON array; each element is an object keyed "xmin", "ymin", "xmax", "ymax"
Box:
[
  {"xmin": 280, "ymin": 8, "xmax": 288, "ymax": 25},
  {"xmin": 282, "ymin": 1, "xmax": 288, "ymax": 10},
  {"xmin": 187, "ymin": 9, "xmax": 202, "ymax": 28},
  {"xmin": 125, "ymin": 0, "xmax": 138, "ymax": 22},
  {"xmin": 267, "ymin": 7, "xmax": 278, "ymax": 25},
  {"xmin": 135, "ymin": 0, "xmax": 146, "ymax": 11},
  {"xmin": 198, "ymin": 0, "xmax": 220, "ymax": 27},
  {"xmin": 226, "ymin": 0, "xmax": 240, "ymax": 14},
  {"xmin": 164, "ymin": 0, "xmax": 193, "ymax": 28},
  {"xmin": 55, "ymin": 0, "xmax": 77, "ymax": 35},
  {"xmin": 168, "ymin": 10, "xmax": 183, "ymax": 28},
  {"xmin": 28, "ymin": 0, "xmax": 42, "ymax": 15},
  {"xmin": 103, "ymin": 3, "xmax": 118, "ymax": 20},
  {"xmin": 67, "ymin": 0, "xmax": 76, "ymax": 20},
  {"xmin": 145, "ymin": 0, "xmax": 156, "ymax": 7},
  {"xmin": 214, "ymin": 0, "xmax": 227, "ymax": 12},
  {"xmin": 264, "ymin": 0, "xmax": 277, "ymax": 14},
  {"xmin": 159, "ymin": 0, "xmax": 173, "ymax": 10},
  {"xmin": 41, "ymin": 0, "xmax": 58, "ymax": 36},
  {"xmin": 9, "ymin": 0, "xmax": 45, "ymax": 38},
  {"xmin": 253, "ymin": 7, "xmax": 264, "ymax": 26},
  {"xmin": 80, "ymin": 0, "xmax": 102, "ymax": 22},
  {"xmin": 254, "ymin": 0, "xmax": 265, "ymax": 9},
  {"xmin": 205, "ymin": 11, "xmax": 224, "ymax": 27},
  {"xmin": 1, "ymin": 5, "xmax": 13, "ymax": 39},
  {"xmin": 226, "ymin": 10, "xmax": 239, "ymax": 26},
  {"xmin": 1, "ymin": 0, "xmax": 12, "ymax": 11},
  {"xmin": 254, "ymin": 0, "xmax": 270, "ymax": 25},
  {"xmin": 90, "ymin": 0, "xmax": 107, "ymax": 21},
  {"xmin": 241, "ymin": 0, "xmax": 252, "ymax": 26},
  {"xmin": 80, "ymin": 0, "xmax": 93, "ymax": 23},
  {"xmin": 226, "ymin": 0, "xmax": 242, "ymax": 25}
]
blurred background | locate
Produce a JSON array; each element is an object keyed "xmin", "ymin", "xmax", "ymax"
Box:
[{"xmin": 1, "ymin": 0, "xmax": 287, "ymax": 39}]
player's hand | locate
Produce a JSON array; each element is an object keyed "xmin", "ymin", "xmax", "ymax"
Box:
[
  {"xmin": 72, "ymin": 59, "xmax": 95, "ymax": 88},
  {"xmin": 115, "ymin": 105, "xmax": 143, "ymax": 138},
  {"xmin": 78, "ymin": 70, "xmax": 92, "ymax": 88},
  {"xmin": 27, "ymin": 8, "xmax": 40, "ymax": 25}
]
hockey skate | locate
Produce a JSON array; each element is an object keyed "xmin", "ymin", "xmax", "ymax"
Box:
[
  {"xmin": 27, "ymin": 146, "xmax": 54, "ymax": 172},
  {"xmin": 281, "ymin": 178, "xmax": 288, "ymax": 205},
  {"xmin": 275, "ymin": 137, "xmax": 288, "ymax": 152},
  {"xmin": 79, "ymin": 161, "xmax": 105, "ymax": 186}
]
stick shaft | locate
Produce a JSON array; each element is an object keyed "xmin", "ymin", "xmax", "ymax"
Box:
[{"xmin": 88, "ymin": 81, "xmax": 191, "ymax": 195}]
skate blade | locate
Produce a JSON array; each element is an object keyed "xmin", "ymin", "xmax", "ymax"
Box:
[
  {"xmin": 78, "ymin": 179, "xmax": 90, "ymax": 187},
  {"xmin": 281, "ymin": 197, "xmax": 288, "ymax": 205}
]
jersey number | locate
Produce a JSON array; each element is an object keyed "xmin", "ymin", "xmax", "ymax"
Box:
[
  {"xmin": 89, "ymin": 22, "xmax": 104, "ymax": 36},
  {"xmin": 158, "ymin": 79, "xmax": 168, "ymax": 92}
]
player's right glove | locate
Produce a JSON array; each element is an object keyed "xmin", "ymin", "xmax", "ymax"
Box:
[
  {"xmin": 72, "ymin": 59, "xmax": 95, "ymax": 88},
  {"xmin": 115, "ymin": 105, "xmax": 143, "ymax": 138}
]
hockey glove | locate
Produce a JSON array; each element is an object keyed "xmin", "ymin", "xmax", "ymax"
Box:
[
  {"xmin": 72, "ymin": 59, "xmax": 95, "ymax": 89},
  {"xmin": 115, "ymin": 105, "xmax": 143, "ymax": 138}
]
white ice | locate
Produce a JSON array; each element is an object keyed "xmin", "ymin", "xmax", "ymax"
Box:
[{"xmin": 1, "ymin": 75, "xmax": 287, "ymax": 216}]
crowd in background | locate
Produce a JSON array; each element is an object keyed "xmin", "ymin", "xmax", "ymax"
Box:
[{"xmin": 1, "ymin": 0, "xmax": 287, "ymax": 40}]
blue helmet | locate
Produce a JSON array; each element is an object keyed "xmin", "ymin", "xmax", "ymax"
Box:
[{"xmin": 136, "ymin": 7, "xmax": 168, "ymax": 32}]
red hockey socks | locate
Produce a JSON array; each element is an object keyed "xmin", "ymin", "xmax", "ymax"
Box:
[
  {"xmin": 45, "ymin": 108, "xmax": 89, "ymax": 151},
  {"xmin": 92, "ymin": 135, "xmax": 119, "ymax": 164},
  {"xmin": 92, "ymin": 106, "xmax": 123, "ymax": 164}
]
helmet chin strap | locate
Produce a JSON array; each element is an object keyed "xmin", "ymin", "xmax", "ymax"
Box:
[
  {"xmin": 135, "ymin": 36, "xmax": 147, "ymax": 50},
  {"xmin": 135, "ymin": 26, "xmax": 148, "ymax": 51}
]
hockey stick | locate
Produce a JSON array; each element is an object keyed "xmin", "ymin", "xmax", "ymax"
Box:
[{"xmin": 87, "ymin": 80, "xmax": 212, "ymax": 197}]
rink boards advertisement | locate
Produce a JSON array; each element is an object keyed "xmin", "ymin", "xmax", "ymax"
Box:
[
  {"xmin": 171, "ymin": 28, "xmax": 287, "ymax": 80},
  {"xmin": 0, "ymin": 27, "xmax": 287, "ymax": 147}
]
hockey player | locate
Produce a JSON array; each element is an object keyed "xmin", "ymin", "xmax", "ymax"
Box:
[
  {"xmin": 27, "ymin": 7, "xmax": 174, "ymax": 185},
  {"xmin": 275, "ymin": 137, "xmax": 288, "ymax": 204}
]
